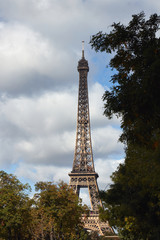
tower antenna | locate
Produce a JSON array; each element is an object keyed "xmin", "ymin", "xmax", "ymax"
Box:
[{"xmin": 82, "ymin": 40, "xmax": 84, "ymax": 58}]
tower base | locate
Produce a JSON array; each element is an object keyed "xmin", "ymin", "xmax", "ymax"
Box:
[{"xmin": 82, "ymin": 212, "xmax": 114, "ymax": 236}]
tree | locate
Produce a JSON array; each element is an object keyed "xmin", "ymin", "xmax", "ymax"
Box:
[
  {"xmin": 90, "ymin": 12, "xmax": 160, "ymax": 147},
  {"xmin": 0, "ymin": 171, "xmax": 32, "ymax": 240},
  {"xmin": 90, "ymin": 12, "xmax": 160, "ymax": 239},
  {"xmin": 32, "ymin": 181, "xmax": 88, "ymax": 240},
  {"xmin": 99, "ymin": 145, "xmax": 160, "ymax": 239},
  {"xmin": 0, "ymin": 172, "xmax": 90, "ymax": 240}
]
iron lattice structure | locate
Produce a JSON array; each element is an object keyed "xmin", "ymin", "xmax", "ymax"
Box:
[{"xmin": 69, "ymin": 45, "xmax": 114, "ymax": 235}]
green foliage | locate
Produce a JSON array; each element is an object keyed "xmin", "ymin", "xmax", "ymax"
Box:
[
  {"xmin": 100, "ymin": 144, "xmax": 160, "ymax": 239},
  {"xmin": 0, "ymin": 171, "xmax": 32, "ymax": 239},
  {"xmin": 90, "ymin": 12, "xmax": 160, "ymax": 147},
  {"xmin": 32, "ymin": 181, "xmax": 88, "ymax": 239},
  {"xmin": 90, "ymin": 12, "xmax": 160, "ymax": 239},
  {"xmin": 0, "ymin": 172, "xmax": 89, "ymax": 239}
]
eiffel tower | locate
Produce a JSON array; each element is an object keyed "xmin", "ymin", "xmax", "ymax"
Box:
[{"xmin": 68, "ymin": 42, "xmax": 114, "ymax": 236}]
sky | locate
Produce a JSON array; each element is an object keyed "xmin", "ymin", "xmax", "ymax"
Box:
[{"xmin": 0, "ymin": 0, "xmax": 159, "ymax": 205}]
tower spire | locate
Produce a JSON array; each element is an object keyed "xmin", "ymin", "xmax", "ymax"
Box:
[{"xmin": 82, "ymin": 40, "xmax": 84, "ymax": 58}]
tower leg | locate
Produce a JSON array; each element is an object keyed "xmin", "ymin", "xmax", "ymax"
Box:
[
  {"xmin": 70, "ymin": 184, "xmax": 80, "ymax": 196},
  {"xmin": 88, "ymin": 181, "xmax": 102, "ymax": 211}
]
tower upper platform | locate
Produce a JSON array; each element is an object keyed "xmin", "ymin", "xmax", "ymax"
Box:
[
  {"xmin": 77, "ymin": 57, "xmax": 89, "ymax": 72},
  {"xmin": 77, "ymin": 42, "xmax": 89, "ymax": 72}
]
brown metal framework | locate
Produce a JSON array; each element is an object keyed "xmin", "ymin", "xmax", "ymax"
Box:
[{"xmin": 69, "ymin": 45, "xmax": 114, "ymax": 235}]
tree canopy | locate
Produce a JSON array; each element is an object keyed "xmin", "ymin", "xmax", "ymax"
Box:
[
  {"xmin": 90, "ymin": 12, "xmax": 160, "ymax": 240},
  {"xmin": 32, "ymin": 181, "xmax": 88, "ymax": 240},
  {"xmin": 0, "ymin": 171, "xmax": 92, "ymax": 240},
  {"xmin": 90, "ymin": 12, "xmax": 160, "ymax": 147},
  {"xmin": 0, "ymin": 170, "xmax": 32, "ymax": 240}
]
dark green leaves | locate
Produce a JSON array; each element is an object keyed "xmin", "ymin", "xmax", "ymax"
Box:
[
  {"xmin": 90, "ymin": 12, "xmax": 160, "ymax": 239},
  {"xmin": 91, "ymin": 12, "xmax": 160, "ymax": 146}
]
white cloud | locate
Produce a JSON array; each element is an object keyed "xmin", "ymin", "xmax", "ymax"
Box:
[
  {"xmin": 95, "ymin": 158, "xmax": 124, "ymax": 190},
  {"xmin": 90, "ymin": 82, "xmax": 120, "ymax": 127},
  {"xmin": 15, "ymin": 162, "xmax": 70, "ymax": 184},
  {"xmin": 92, "ymin": 126, "xmax": 123, "ymax": 158},
  {"xmin": 0, "ymin": 22, "xmax": 76, "ymax": 95},
  {"xmin": 0, "ymin": 0, "xmax": 158, "ymax": 48},
  {"xmin": 0, "ymin": 90, "xmax": 77, "ymax": 166},
  {"xmin": 0, "ymin": 83, "xmax": 123, "ymax": 170}
]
